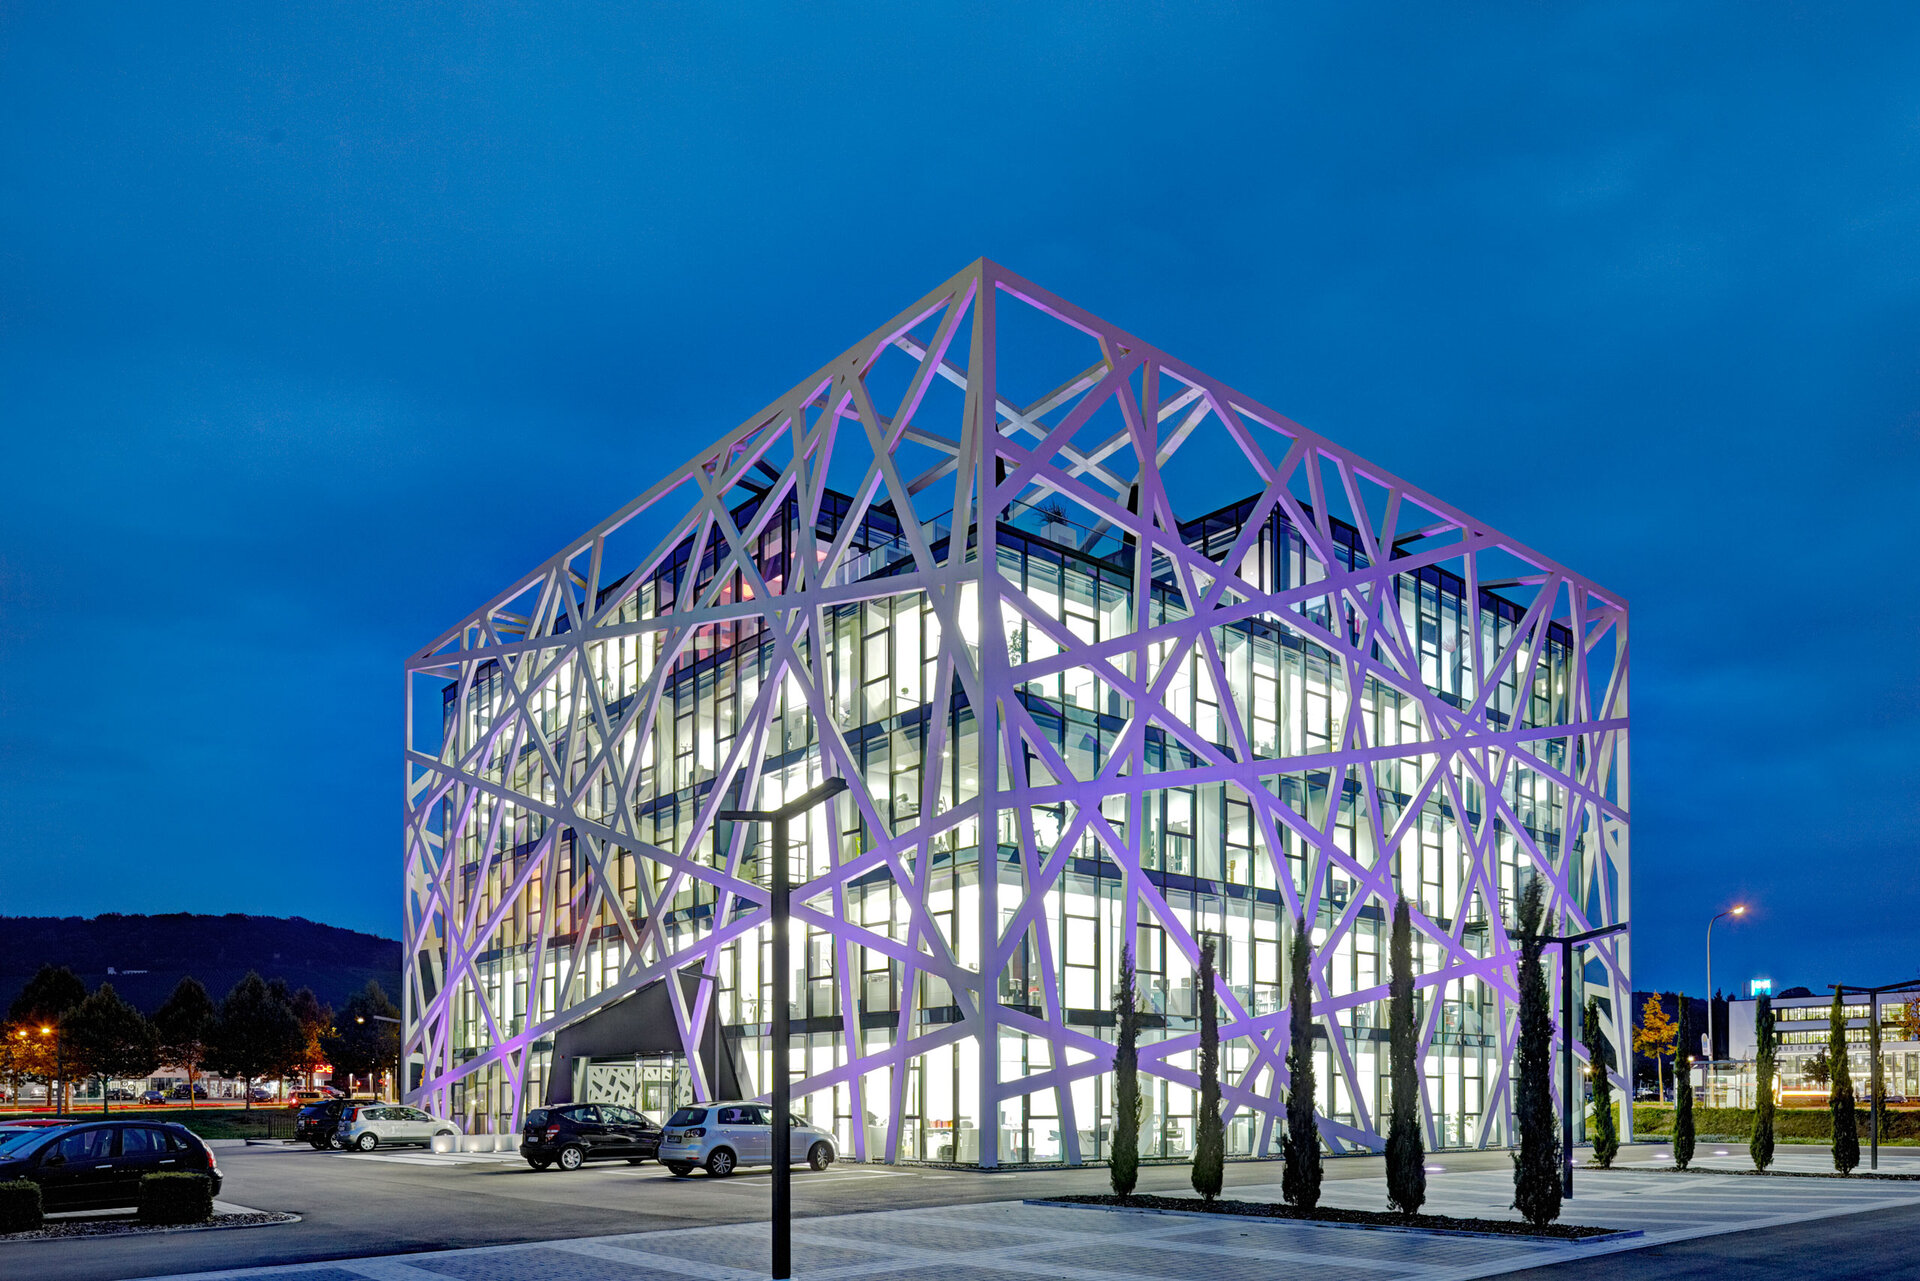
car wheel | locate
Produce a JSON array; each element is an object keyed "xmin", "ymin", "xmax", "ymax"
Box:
[
  {"xmin": 808, "ymin": 1142, "xmax": 832, "ymax": 1172},
  {"xmin": 705, "ymin": 1148, "xmax": 736, "ymax": 1177},
  {"xmin": 626, "ymin": 1158, "xmax": 648, "ymax": 1165},
  {"xmin": 665, "ymin": 1161, "xmax": 694, "ymax": 1177},
  {"xmin": 355, "ymin": 1133, "xmax": 379, "ymax": 1152},
  {"xmin": 309, "ymin": 1139, "xmax": 327, "ymax": 1150},
  {"xmin": 527, "ymin": 1159, "xmax": 552, "ymax": 1171},
  {"xmin": 556, "ymin": 1145, "xmax": 585, "ymax": 1171}
]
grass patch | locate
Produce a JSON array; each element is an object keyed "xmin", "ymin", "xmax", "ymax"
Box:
[{"xmin": 0, "ymin": 1107, "xmax": 296, "ymax": 1140}]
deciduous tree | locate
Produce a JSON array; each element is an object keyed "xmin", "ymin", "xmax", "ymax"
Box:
[
  {"xmin": 154, "ymin": 977, "xmax": 216, "ymax": 1109},
  {"xmin": 1751, "ymin": 994, "xmax": 1775, "ymax": 1171},
  {"xmin": 8, "ymin": 965, "xmax": 85, "ymax": 1111},
  {"xmin": 1633, "ymin": 994, "xmax": 1678, "ymax": 1101},
  {"xmin": 1582, "ymin": 998, "xmax": 1618, "ymax": 1169},
  {"xmin": 206, "ymin": 972, "xmax": 302, "ymax": 1109},
  {"xmin": 1511, "ymin": 877, "xmax": 1561, "ymax": 1225},
  {"xmin": 322, "ymin": 981, "xmax": 402, "ymax": 1094},
  {"xmin": 1110, "ymin": 945, "xmax": 1140, "ymax": 1198},
  {"xmin": 62, "ymin": 984, "xmax": 159, "ymax": 1113},
  {"xmin": 1281, "ymin": 919, "xmax": 1321, "ymax": 1211},
  {"xmin": 1386, "ymin": 896, "xmax": 1424, "ymax": 1215}
]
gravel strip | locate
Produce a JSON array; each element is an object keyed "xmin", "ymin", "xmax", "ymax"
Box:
[{"xmin": 0, "ymin": 1210, "xmax": 298, "ymax": 1243}]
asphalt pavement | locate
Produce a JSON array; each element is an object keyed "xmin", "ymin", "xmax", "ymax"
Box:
[{"xmin": 3, "ymin": 1139, "xmax": 1523, "ymax": 1281}]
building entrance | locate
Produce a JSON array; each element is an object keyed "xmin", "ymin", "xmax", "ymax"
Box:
[{"xmin": 582, "ymin": 1055, "xmax": 692, "ymax": 1118}]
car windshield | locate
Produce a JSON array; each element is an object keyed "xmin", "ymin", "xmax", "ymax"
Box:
[
  {"xmin": 666, "ymin": 1107, "xmax": 708, "ymax": 1127},
  {"xmin": 0, "ymin": 1128, "xmax": 50, "ymax": 1156}
]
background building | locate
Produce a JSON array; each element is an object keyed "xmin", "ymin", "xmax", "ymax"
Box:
[
  {"xmin": 402, "ymin": 261, "xmax": 1632, "ymax": 1163},
  {"xmin": 1726, "ymin": 991, "xmax": 1920, "ymax": 1107}
]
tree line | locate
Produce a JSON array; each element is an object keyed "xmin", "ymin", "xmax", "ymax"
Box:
[
  {"xmin": 0, "ymin": 964, "xmax": 402, "ymax": 1113},
  {"xmin": 1657, "ymin": 986, "xmax": 1863, "ymax": 1176},
  {"xmin": 1103, "ymin": 877, "xmax": 1612, "ymax": 1226}
]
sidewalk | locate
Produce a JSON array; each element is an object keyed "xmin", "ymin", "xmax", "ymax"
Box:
[{"xmin": 125, "ymin": 1162, "xmax": 1920, "ymax": 1281}]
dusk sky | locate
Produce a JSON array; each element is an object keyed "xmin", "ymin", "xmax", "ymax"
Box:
[{"xmin": 3, "ymin": 4, "xmax": 1916, "ymax": 999}]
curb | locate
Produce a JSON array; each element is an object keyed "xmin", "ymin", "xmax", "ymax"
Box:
[{"xmin": 1020, "ymin": 1199, "xmax": 1643, "ymax": 1245}]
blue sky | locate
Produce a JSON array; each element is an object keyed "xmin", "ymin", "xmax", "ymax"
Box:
[{"xmin": 2, "ymin": 4, "xmax": 1916, "ymax": 997}]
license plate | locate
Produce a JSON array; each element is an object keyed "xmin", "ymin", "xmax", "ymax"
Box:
[{"xmin": 664, "ymin": 1131, "xmax": 682, "ymax": 1143}]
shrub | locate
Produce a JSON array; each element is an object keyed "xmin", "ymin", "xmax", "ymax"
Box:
[
  {"xmin": 1633, "ymin": 1104, "xmax": 1920, "ymax": 1143},
  {"xmin": 0, "ymin": 1180, "xmax": 42, "ymax": 1233},
  {"xmin": 1673, "ymin": 997, "xmax": 1695, "ymax": 1169},
  {"xmin": 138, "ymin": 1172, "xmax": 214, "ymax": 1225}
]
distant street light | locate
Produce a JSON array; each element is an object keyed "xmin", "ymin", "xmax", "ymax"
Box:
[
  {"xmin": 1706, "ymin": 905, "xmax": 1747, "ymax": 1103},
  {"xmin": 720, "ymin": 776, "xmax": 848, "ymax": 1281},
  {"xmin": 354, "ymin": 1014, "xmax": 403, "ymax": 1096}
]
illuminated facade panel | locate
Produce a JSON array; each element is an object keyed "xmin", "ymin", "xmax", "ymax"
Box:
[{"xmin": 403, "ymin": 260, "xmax": 1630, "ymax": 1163}]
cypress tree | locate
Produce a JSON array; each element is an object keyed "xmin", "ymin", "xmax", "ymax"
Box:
[
  {"xmin": 1510, "ymin": 876, "xmax": 1561, "ymax": 1225},
  {"xmin": 1830, "ymin": 988, "xmax": 1859, "ymax": 1174},
  {"xmin": 1751, "ymin": 994, "xmax": 1775, "ymax": 1172},
  {"xmin": 1281, "ymin": 918, "xmax": 1321, "ymax": 1210},
  {"xmin": 1582, "ymin": 998, "xmax": 1618, "ymax": 1169},
  {"xmin": 1110, "ymin": 944, "xmax": 1140, "ymax": 1197},
  {"xmin": 1673, "ymin": 996, "xmax": 1695, "ymax": 1169},
  {"xmin": 1191, "ymin": 938, "xmax": 1224, "ymax": 1202},
  {"xmin": 1385, "ymin": 896, "xmax": 1425, "ymax": 1215}
]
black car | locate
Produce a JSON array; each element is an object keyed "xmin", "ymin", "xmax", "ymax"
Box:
[
  {"xmin": 520, "ymin": 1104, "xmax": 661, "ymax": 1170},
  {"xmin": 169, "ymin": 1083, "xmax": 208, "ymax": 1101},
  {"xmin": 295, "ymin": 1098, "xmax": 357, "ymax": 1149},
  {"xmin": 0, "ymin": 1121, "xmax": 221, "ymax": 1210}
]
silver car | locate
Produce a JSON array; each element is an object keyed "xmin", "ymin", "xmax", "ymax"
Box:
[
  {"xmin": 334, "ymin": 1102, "xmax": 461, "ymax": 1151},
  {"xmin": 656, "ymin": 1102, "xmax": 836, "ymax": 1177}
]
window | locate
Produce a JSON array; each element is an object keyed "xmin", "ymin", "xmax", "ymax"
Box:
[
  {"xmin": 51, "ymin": 1128, "xmax": 114, "ymax": 1163},
  {"xmin": 570, "ymin": 1106, "xmax": 601, "ymax": 1124},
  {"xmin": 118, "ymin": 1127, "xmax": 168, "ymax": 1156}
]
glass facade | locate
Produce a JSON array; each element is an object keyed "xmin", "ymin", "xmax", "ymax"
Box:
[{"xmin": 403, "ymin": 262, "xmax": 1629, "ymax": 1163}]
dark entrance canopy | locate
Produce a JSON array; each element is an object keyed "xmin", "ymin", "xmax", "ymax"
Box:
[{"xmin": 543, "ymin": 973, "xmax": 745, "ymax": 1104}]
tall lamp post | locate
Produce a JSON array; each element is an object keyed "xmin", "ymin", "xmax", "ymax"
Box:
[
  {"xmin": 720, "ymin": 776, "xmax": 847, "ymax": 1281},
  {"xmin": 355, "ymin": 1013, "xmax": 403, "ymax": 1098},
  {"xmin": 40, "ymin": 1026, "xmax": 63, "ymax": 1115},
  {"xmin": 1705, "ymin": 905, "xmax": 1746, "ymax": 1106},
  {"xmin": 1511, "ymin": 921, "xmax": 1628, "ymax": 1199},
  {"xmin": 1831, "ymin": 978, "xmax": 1920, "ymax": 1171}
]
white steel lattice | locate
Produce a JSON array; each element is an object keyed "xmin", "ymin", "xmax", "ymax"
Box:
[{"xmin": 403, "ymin": 259, "xmax": 1630, "ymax": 1162}]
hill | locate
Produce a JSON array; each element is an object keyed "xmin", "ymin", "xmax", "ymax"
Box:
[{"xmin": 0, "ymin": 913, "xmax": 402, "ymax": 1016}]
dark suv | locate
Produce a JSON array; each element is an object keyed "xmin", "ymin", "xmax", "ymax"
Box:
[
  {"xmin": 295, "ymin": 1098, "xmax": 357, "ymax": 1149},
  {"xmin": 0, "ymin": 1121, "xmax": 221, "ymax": 1210},
  {"xmin": 520, "ymin": 1104, "xmax": 661, "ymax": 1170}
]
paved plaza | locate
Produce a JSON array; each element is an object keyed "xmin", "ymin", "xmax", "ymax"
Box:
[{"xmin": 124, "ymin": 1160, "xmax": 1920, "ymax": 1281}]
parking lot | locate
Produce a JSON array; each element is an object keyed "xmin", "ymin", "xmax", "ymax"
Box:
[{"xmin": 5, "ymin": 1137, "xmax": 1537, "ymax": 1281}]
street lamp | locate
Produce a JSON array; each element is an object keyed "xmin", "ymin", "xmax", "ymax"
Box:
[
  {"xmin": 39, "ymin": 1026, "xmax": 62, "ymax": 1115},
  {"xmin": 1706, "ymin": 905, "xmax": 1747, "ymax": 1105},
  {"xmin": 1830, "ymin": 978, "xmax": 1920, "ymax": 1171},
  {"xmin": 719, "ymin": 776, "xmax": 848, "ymax": 1281},
  {"xmin": 1510, "ymin": 920, "xmax": 1629, "ymax": 1199},
  {"xmin": 355, "ymin": 1014, "xmax": 403, "ymax": 1097}
]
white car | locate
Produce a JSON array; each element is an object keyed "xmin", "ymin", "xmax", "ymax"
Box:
[
  {"xmin": 334, "ymin": 1103, "xmax": 460, "ymax": 1151},
  {"xmin": 656, "ymin": 1102, "xmax": 836, "ymax": 1177}
]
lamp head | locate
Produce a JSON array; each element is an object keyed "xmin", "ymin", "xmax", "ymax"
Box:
[{"xmin": 1732, "ymin": 905, "xmax": 1747, "ymax": 916}]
